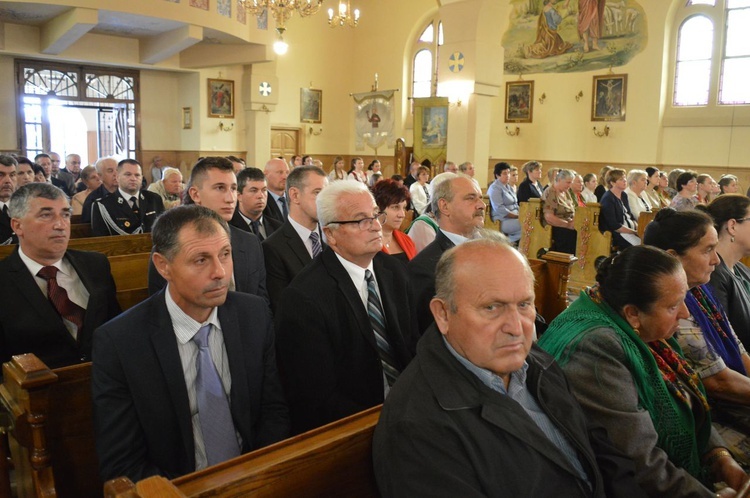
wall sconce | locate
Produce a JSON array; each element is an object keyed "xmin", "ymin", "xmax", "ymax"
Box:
[
  {"xmin": 538, "ymin": 93, "xmax": 546, "ymax": 104},
  {"xmin": 506, "ymin": 126, "xmax": 520, "ymax": 137},
  {"xmin": 308, "ymin": 125, "xmax": 323, "ymax": 136},
  {"xmin": 575, "ymin": 91, "xmax": 584, "ymax": 102},
  {"xmin": 592, "ymin": 125, "xmax": 610, "ymax": 137},
  {"xmin": 219, "ymin": 121, "xmax": 234, "ymax": 132}
]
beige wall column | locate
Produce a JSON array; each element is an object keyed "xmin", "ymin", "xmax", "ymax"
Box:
[{"xmin": 242, "ymin": 63, "xmax": 278, "ymax": 166}]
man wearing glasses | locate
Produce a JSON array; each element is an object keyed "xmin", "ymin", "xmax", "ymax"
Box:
[{"xmin": 275, "ymin": 180, "xmax": 419, "ymax": 434}]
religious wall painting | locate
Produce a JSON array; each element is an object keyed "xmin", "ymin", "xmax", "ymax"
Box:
[
  {"xmin": 190, "ymin": 0, "xmax": 209, "ymax": 10},
  {"xmin": 300, "ymin": 88, "xmax": 322, "ymax": 123},
  {"xmin": 503, "ymin": 0, "xmax": 647, "ymax": 75},
  {"xmin": 592, "ymin": 73, "xmax": 627, "ymax": 121},
  {"xmin": 208, "ymin": 79, "xmax": 234, "ymax": 118},
  {"xmin": 257, "ymin": 8, "xmax": 268, "ymax": 30},
  {"xmin": 217, "ymin": 0, "xmax": 231, "ymax": 18},
  {"xmin": 237, "ymin": 0, "xmax": 247, "ymax": 24},
  {"xmin": 505, "ymin": 80, "xmax": 534, "ymax": 123}
]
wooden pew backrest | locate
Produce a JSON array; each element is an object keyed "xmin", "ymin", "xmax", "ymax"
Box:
[
  {"xmin": 108, "ymin": 406, "xmax": 382, "ymax": 498},
  {"xmin": 0, "ymin": 234, "xmax": 152, "ymax": 260},
  {"xmin": 1, "ymin": 354, "xmax": 100, "ymax": 498},
  {"xmin": 108, "ymin": 253, "xmax": 150, "ymax": 310}
]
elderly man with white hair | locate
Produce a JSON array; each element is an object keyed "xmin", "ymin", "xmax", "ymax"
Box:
[
  {"xmin": 147, "ymin": 166, "xmax": 184, "ymax": 210},
  {"xmin": 275, "ymin": 180, "xmax": 418, "ymax": 435}
]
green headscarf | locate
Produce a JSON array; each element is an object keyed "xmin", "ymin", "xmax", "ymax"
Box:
[{"xmin": 538, "ymin": 288, "xmax": 711, "ymax": 482}]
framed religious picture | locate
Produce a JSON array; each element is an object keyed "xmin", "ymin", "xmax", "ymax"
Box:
[
  {"xmin": 505, "ymin": 80, "xmax": 534, "ymax": 123},
  {"xmin": 592, "ymin": 74, "xmax": 627, "ymax": 121},
  {"xmin": 413, "ymin": 97, "xmax": 449, "ymax": 168},
  {"xmin": 300, "ymin": 88, "xmax": 322, "ymax": 123},
  {"xmin": 182, "ymin": 107, "xmax": 192, "ymax": 129},
  {"xmin": 207, "ymin": 78, "xmax": 234, "ymax": 118}
]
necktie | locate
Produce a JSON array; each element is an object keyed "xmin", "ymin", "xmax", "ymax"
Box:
[
  {"xmin": 250, "ymin": 220, "xmax": 260, "ymax": 238},
  {"xmin": 309, "ymin": 231, "xmax": 322, "ymax": 257},
  {"xmin": 278, "ymin": 196, "xmax": 288, "ymax": 218},
  {"xmin": 129, "ymin": 197, "xmax": 140, "ymax": 217},
  {"xmin": 365, "ymin": 270, "xmax": 400, "ymax": 387},
  {"xmin": 1, "ymin": 204, "xmax": 7, "ymax": 217},
  {"xmin": 423, "ymin": 185, "xmax": 430, "ymax": 202},
  {"xmin": 192, "ymin": 324, "xmax": 240, "ymax": 467},
  {"xmin": 37, "ymin": 266, "xmax": 86, "ymax": 335}
]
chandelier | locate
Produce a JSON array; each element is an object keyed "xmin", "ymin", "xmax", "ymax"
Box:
[
  {"xmin": 240, "ymin": 0, "xmax": 323, "ymax": 30},
  {"xmin": 328, "ymin": 0, "xmax": 360, "ymax": 28}
]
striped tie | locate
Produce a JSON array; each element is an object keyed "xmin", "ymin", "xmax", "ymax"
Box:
[
  {"xmin": 192, "ymin": 324, "xmax": 240, "ymax": 467},
  {"xmin": 309, "ymin": 231, "xmax": 322, "ymax": 257},
  {"xmin": 365, "ymin": 270, "xmax": 400, "ymax": 387}
]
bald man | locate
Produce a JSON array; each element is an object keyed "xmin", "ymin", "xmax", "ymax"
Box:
[{"xmin": 263, "ymin": 158, "xmax": 290, "ymax": 222}]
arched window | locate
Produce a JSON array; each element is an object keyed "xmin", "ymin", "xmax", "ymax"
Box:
[
  {"xmin": 672, "ymin": 0, "xmax": 750, "ymax": 107},
  {"xmin": 411, "ymin": 19, "xmax": 443, "ymax": 99}
]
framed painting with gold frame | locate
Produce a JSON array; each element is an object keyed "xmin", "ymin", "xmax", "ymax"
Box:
[
  {"xmin": 207, "ymin": 78, "xmax": 234, "ymax": 118},
  {"xmin": 413, "ymin": 97, "xmax": 448, "ymax": 169},
  {"xmin": 300, "ymin": 88, "xmax": 322, "ymax": 123},
  {"xmin": 592, "ymin": 74, "xmax": 627, "ymax": 121},
  {"xmin": 505, "ymin": 81, "xmax": 534, "ymax": 123}
]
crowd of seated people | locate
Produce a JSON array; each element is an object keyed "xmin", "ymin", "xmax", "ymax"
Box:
[{"xmin": 5, "ymin": 149, "xmax": 750, "ymax": 496}]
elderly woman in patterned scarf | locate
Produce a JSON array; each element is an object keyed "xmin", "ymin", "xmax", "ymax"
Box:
[{"xmin": 539, "ymin": 245, "xmax": 747, "ymax": 497}]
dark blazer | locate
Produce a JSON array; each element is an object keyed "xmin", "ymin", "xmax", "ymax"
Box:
[
  {"xmin": 599, "ymin": 190, "xmax": 636, "ymax": 249},
  {"xmin": 261, "ymin": 220, "xmax": 323, "ymax": 313},
  {"xmin": 373, "ymin": 326, "xmax": 645, "ymax": 498},
  {"xmin": 262, "ymin": 193, "xmax": 285, "ymax": 222},
  {"xmin": 81, "ymin": 184, "xmax": 114, "ymax": 223},
  {"xmin": 0, "ymin": 207, "xmax": 16, "ymax": 245},
  {"xmin": 50, "ymin": 176, "xmax": 71, "ymax": 197},
  {"xmin": 91, "ymin": 190, "xmax": 165, "ymax": 236},
  {"xmin": 275, "ymin": 248, "xmax": 418, "ymax": 434},
  {"xmin": 229, "ymin": 209, "xmax": 282, "ymax": 241},
  {"xmin": 0, "ymin": 248, "xmax": 120, "ymax": 368},
  {"xmin": 517, "ymin": 178, "xmax": 544, "ymax": 203},
  {"xmin": 407, "ymin": 230, "xmax": 455, "ymax": 335},
  {"xmin": 92, "ymin": 290, "xmax": 290, "ymax": 482},
  {"xmin": 404, "ymin": 174, "xmax": 418, "ymax": 188},
  {"xmin": 148, "ymin": 225, "xmax": 269, "ymax": 302},
  {"xmin": 56, "ymin": 169, "xmax": 77, "ymax": 197}
]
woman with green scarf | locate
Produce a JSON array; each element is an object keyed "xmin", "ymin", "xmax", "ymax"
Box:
[{"xmin": 539, "ymin": 246, "xmax": 747, "ymax": 497}]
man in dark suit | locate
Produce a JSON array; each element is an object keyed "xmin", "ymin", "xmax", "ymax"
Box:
[
  {"xmin": 0, "ymin": 183, "xmax": 120, "ymax": 368},
  {"xmin": 276, "ymin": 180, "xmax": 418, "ymax": 434},
  {"xmin": 92, "ymin": 159, "xmax": 165, "ymax": 236},
  {"xmin": 148, "ymin": 157, "xmax": 268, "ymax": 301},
  {"xmin": 34, "ymin": 153, "xmax": 70, "ymax": 195},
  {"xmin": 57, "ymin": 153, "xmax": 82, "ymax": 194},
  {"xmin": 0, "ymin": 155, "xmax": 18, "ymax": 245},
  {"xmin": 229, "ymin": 167, "xmax": 282, "ymax": 241},
  {"xmin": 262, "ymin": 158, "xmax": 289, "ymax": 222},
  {"xmin": 81, "ymin": 157, "xmax": 119, "ymax": 223},
  {"xmin": 93, "ymin": 205, "xmax": 289, "ymax": 482},
  {"xmin": 403, "ymin": 161, "xmax": 420, "ymax": 188},
  {"xmin": 408, "ymin": 176, "xmax": 487, "ymax": 334},
  {"xmin": 262, "ymin": 165, "xmax": 328, "ymax": 312}
]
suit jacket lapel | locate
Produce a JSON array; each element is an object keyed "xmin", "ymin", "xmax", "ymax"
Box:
[
  {"xmin": 282, "ymin": 221, "xmax": 312, "ymax": 267},
  {"xmin": 322, "ymin": 250, "xmax": 377, "ymax": 350},
  {"xmin": 65, "ymin": 251, "xmax": 101, "ymax": 338},
  {"xmin": 217, "ymin": 301, "xmax": 252, "ymax": 447},
  {"xmin": 229, "ymin": 226, "xmax": 249, "ymax": 289},
  {"xmin": 372, "ymin": 256, "xmax": 407, "ymax": 368},
  {"xmin": 148, "ymin": 292, "xmax": 195, "ymax": 469},
  {"xmin": 7, "ymin": 249, "xmax": 78, "ymax": 348}
]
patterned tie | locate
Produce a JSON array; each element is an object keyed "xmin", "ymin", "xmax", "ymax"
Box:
[
  {"xmin": 37, "ymin": 266, "xmax": 86, "ymax": 335},
  {"xmin": 278, "ymin": 196, "xmax": 288, "ymax": 218},
  {"xmin": 309, "ymin": 231, "xmax": 322, "ymax": 257},
  {"xmin": 192, "ymin": 324, "xmax": 240, "ymax": 466},
  {"xmin": 365, "ymin": 270, "xmax": 400, "ymax": 387}
]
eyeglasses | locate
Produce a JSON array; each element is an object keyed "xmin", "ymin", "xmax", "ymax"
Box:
[
  {"xmin": 329, "ymin": 212, "xmax": 387, "ymax": 230},
  {"xmin": 735, "ymin": 217, "xmax": 750, "ymax": 224}
]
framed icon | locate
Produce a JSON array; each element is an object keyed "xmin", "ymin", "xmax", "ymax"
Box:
[
  {"xmin": 505, "ymin": 80, "xmax": 534, "ymax": 123},
  {"xmin": 300, "ymin": 88, "xmax": 322, "ymax": 123},
  {"xmin": 592, "ymin": 74, "xmax": 627, "ymax": 121},
  {"xmin": 207, "ymin": 78, "xmax": 234, "ymax": 118}
]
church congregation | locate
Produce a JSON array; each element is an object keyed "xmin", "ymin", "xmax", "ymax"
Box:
[{"xmin": 3, "ymin": 0, "xmax": 750, "ymax": 496}]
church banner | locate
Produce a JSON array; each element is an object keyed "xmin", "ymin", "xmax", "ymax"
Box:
[{"xmin": 352, "ymin": 90, "xmax": 396, "ymax": 152}]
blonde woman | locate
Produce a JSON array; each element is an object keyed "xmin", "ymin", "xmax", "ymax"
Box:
[{"xmin": 328, "ymin": 156, "xmax": 346, "ymax": 181}]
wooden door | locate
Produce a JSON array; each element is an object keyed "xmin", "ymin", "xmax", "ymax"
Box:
[{"xmin": 271, "ymin": 127, "xmax": 302, "ymax": 164}]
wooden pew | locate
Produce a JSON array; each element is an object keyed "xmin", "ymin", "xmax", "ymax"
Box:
[
  {"xmin": 483, "ymin": 194, "xmax": 500, "ymax": 230},
  {"xmin": 70, "ymin": 223, "xmax": 93, "ymax": 239},
  {"xmin": 104, "ymin": 406, "xmax": 382, "ymax": 498},
  {"xmin": 0, "ymin": 354, "xmax": 101, "ymax": 498},
  {"xmin": 108, "ymin": 252, "xmax": 151, "ymax": 311},
  {"xmin": 518, "ymin": 199, "xmax": 551, "ymax": 259},
  {"xmin": 637, "ymin": 209, "xmax": 658, "ymax": 241},
  {"xmin": 529, "ymin": 251, "xmax": 577, "ymax": 323},
  {"xmin": 0, "ymin": 233, "xmax": 152, "ymax": 260},
  {"xmin": 568, "ymin": 202, "xmax": 612, "ymax": 292}
]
